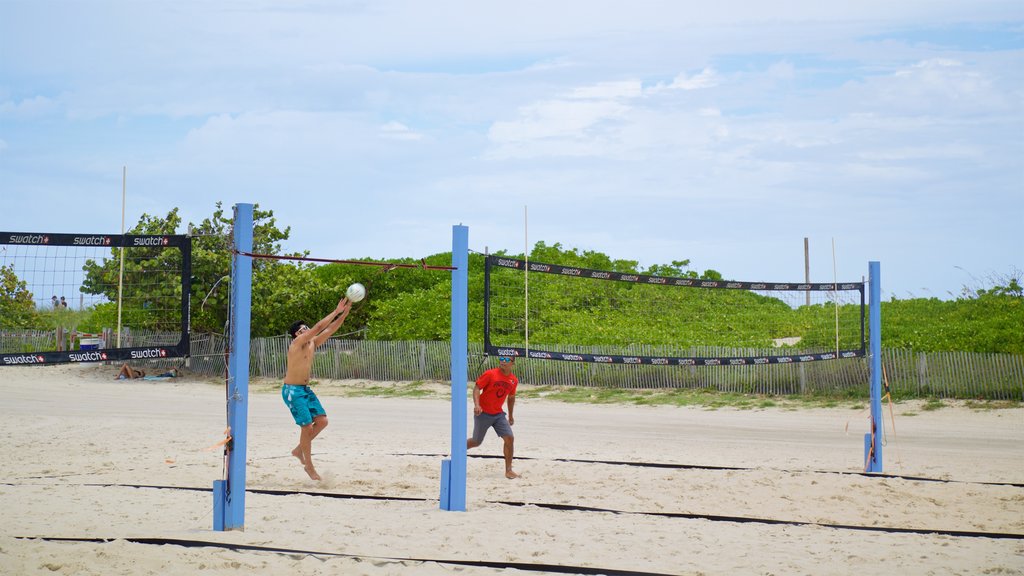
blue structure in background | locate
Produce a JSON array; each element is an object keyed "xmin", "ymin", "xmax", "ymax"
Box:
[
  {"xmin": 865, "ymin": 261, "xmax": 883, "ymax": 473},
  {"xmin": 441, "ymin": 225, "xmax": 469, "ymax": 511},
  {"xmin": 214, "ymin": 203, "xmax": 253, "ymax": 530}
]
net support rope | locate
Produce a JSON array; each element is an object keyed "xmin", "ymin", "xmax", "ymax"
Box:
[{"xmin": 233, "ymin": 250, "xmax": 455, "ymax": 271}]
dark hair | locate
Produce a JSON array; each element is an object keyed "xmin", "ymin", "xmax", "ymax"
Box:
[{"xmin": 288, "ymin": 320, "xmax": 306, "ymax": 338}]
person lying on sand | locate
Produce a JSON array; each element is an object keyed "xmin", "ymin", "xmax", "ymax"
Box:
[{"xmin": 115, "ymin": 363, "xmax": 145, "ymax": 380}]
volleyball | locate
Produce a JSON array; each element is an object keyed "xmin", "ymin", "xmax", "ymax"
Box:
[{"xmin": 346, "ymin": 283, "xmax": 366, "ymax": 303}]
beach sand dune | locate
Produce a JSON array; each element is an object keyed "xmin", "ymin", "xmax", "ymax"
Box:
[{"xmin": 1, "ymin": 363, "xmax": 1021, "ymax": 575}]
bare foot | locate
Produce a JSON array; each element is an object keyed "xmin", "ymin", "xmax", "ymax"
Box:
[
  {"xmin": 304, "ymin": 464, "xmax": 321, "ymax": 481},
  {"xmin": 505, "ymin": 470, "xmax": 520, "ymax": 479},
  {"xmin": 291, "ymin": 447, "xmax": 305, "ymax": 465}
]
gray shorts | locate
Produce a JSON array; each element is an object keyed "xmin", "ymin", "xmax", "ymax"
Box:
[{"xmin": 471, "ymin": 411, "xmax": 513, "ymax": 444}]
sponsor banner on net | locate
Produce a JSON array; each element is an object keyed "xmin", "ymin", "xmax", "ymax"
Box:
[
  {"xmin": 69, "ymin": 351, "xmax": 109, "ymax": 362},
  {"xmin": 2, "ymin": 354, "xmax": 47, "ymax": 365},
  {"xmin": 131, "ymin": 348, "xmax": 168, "ymax": 359},
  {"xmin": 6, "ymin": 234, "xmax": 49, "ymax": 245},
  {"xmin": 72, "ymin": 235, "xmax": 112, "ymax": 246},
  {"xmin": 132, "ymin": 236, "xmax": 170, "ymax": 246}
]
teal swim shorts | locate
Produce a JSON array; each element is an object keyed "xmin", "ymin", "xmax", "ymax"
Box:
[{"xmin": 281, "ymin": 384, "xmax": 326, "ymax": 427}]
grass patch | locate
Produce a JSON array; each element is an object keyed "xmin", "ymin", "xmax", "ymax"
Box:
[
  {"xmin": 963, "ymin": 399, "xmax": 1021, "ymax": 411},
  {"xmin": 338, "ymin": 380, "xmax": 434, "ymax": 398}
]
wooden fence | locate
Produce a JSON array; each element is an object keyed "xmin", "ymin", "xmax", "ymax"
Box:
[
  {"xmin": 181, "ymin": 334, "xmax": 1022, "ymax": 400},
  {"xmin": 3, "ymin": 330, "xmax": 1021, "ymax": 399}
]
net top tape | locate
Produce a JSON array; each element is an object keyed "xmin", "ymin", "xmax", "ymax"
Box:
[
  {"xmin": 489, "ymin": 256, "xmax": 864, "ymax": 293},
  {"xmin": 1, "ymin": 232, "xmax": 189, "ymax": 248},
  {"xmin": 486, "ymin": 345, "xmax": 864, "ymax": 366}
]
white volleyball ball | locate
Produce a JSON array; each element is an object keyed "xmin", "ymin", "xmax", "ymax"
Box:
[{"xmin": 346, "ymin": 283, "xmax": 366, "ymax": 303}]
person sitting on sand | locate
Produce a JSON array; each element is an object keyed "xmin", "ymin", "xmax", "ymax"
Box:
[
  {"xmin": 115, "ymin": 364, "xmax": 145, "ymax": 380},
  {"xmin": 282, "ymin": 295, "xmax": 353, "ymax": 481}
]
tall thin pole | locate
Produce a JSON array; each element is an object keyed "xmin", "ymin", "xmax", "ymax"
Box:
[
  {"xmin": 116, "ymin": 166, "xmax": 126, "ymax": 347},
  {"xmin": 832, "ymin": 238, "xmax": 839, "ymax": 356},
  {"xmin": 804, "ymin": 237, "xmax": 810, "ymax": 307},
  {"xmin": 524, "ymin": 205, "xmax": 529, "ymax": 358}
]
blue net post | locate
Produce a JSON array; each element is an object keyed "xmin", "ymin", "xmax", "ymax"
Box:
[
  {"xmin": 865, "ymin": 261, "xmax": 883, "ymax": 473},
  {"xmin": 214, "ymin": 202, "xmax": 253, "ymax": 530},
  {"xmin": 441, "ymin": 224, "xmax": 468, "ymax": 511}
]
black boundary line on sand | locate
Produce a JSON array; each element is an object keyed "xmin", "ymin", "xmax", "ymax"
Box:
[
  {"xmin": 17, "ymin": 536, "xmax": 677, "ymax": 576},
  {"xmin": 20, "ymin": 482, "xmax": 1017, "ymax": 541},
  {"xmin": 392, "ymin": 452, "xmax": 1024, "ymax": 489}
]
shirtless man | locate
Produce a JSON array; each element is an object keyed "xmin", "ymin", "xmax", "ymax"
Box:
[{"xmin": 282, "ymin": 296, "xmax": 352, "ymax": 480}]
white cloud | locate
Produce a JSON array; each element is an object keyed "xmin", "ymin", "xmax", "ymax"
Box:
[
  {"xmin": 486, "ymin": 95, "xmax": 633, "ymax": 155},
  {"xmin": 486, "ymin": 71, "xmax": 728, "ymax": 158},
  {"xmin": 567, "ymin": 80, "xmax": 643, "ymax": 100},
  {"xmin": 379, "ymin": 121, "xmax": 423, "ymax": 141},
  {"xmin": 842, "ymin": 57, "xmax": 1008, "ymax": 114},
  {"xmin": 0, "ymin": 95, "xmax": 59, "ymax": 118},
  {"xmin": 669, "ymin": 67, "xmax": 720, "ymax": 90}
]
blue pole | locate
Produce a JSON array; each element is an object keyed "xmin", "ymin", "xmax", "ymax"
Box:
[
  {"xmin": 441, "ymin": 225, "xmax": 468, "ymax": 511},
  {"xmin": 215, "ymin": 203, "xmax": 253, "ymax": 530},
  {"xmin": 865, "ymin": 261, "xmax": 883, "ymax": 473}
]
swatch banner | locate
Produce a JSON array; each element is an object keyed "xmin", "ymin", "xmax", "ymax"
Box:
[
  {"xmin": 1, "ymin": 232, "xmax": 188, "ymax": 249},
  {"xmin": 1, "ymin": 345, "xmax": 187, "ymax": 367},
  {"xmin": 487, "ymin": 345, "xmax": 865, "ymax": 366},
  {"xmin": 489, "ymin": 256, "xmax": 864, "ymax": 293}
]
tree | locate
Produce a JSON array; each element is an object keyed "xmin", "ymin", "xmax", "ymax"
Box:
[
  {"xmin": 188, "ymin": 202, "xmax": 304, "ymax": 336},
  {"xmin": 0, "ymin": 264, "xmax": 37, "ymax": 328}
]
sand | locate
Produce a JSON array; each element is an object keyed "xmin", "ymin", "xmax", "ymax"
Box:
[{"xmin": 1, "ymin": 363, "xmax": 1021, "ymax": 575}]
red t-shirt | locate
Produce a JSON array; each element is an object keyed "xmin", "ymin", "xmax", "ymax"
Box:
[{"xmin": 476, "ymin": 367, "xmax": 518, "ymax": 415}]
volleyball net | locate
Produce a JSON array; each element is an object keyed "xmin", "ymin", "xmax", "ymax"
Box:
[
  {"xmin": 0, "ymin": 231, "xmax": 191, "ymax": 365},
  {"xmin": 484, "ymin": 255, "xmax": 865, "ymax": 366}
]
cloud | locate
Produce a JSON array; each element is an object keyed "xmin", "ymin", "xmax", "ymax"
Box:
[
  {"xmin": 486, "ymin": 82, "xmax": 639, "ymax": 156},
  {"xmin": 379, "ymin": 121, "xmax": 423, "ymax": 141},
  {"xmin": 669, "ymin": 67, "xmax": 720, "ymax": 90},
  {"xmin": 485, "ymin": 71, "xmax": 729, "ymax": 159},
  {"xmin": 841, "ymin": 57, "xmax": 1009, "ymax": 114},
  {"xmin": 0, "ymin": 95, "xmax": 59, "ymax": 119}
]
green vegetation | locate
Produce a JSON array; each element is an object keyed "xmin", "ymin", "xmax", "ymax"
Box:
[{"xmin": 0, "ymin": 264, "xmax": 39, "ymax": 328}]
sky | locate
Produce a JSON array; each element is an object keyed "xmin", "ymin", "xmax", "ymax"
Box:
[{"xmin": 1, "ymin": 1, "xmax": 1022, "ymax": 302}]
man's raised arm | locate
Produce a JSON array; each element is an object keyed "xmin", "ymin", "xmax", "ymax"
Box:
[{"xmin": 313, "ymin": 298, "xmax": 353, "ymax": 347}]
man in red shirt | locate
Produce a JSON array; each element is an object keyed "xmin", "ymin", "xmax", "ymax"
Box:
[{"xmin": 467, "ymin": 354, "xmax": 519, "ymax": 479}]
